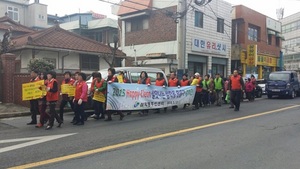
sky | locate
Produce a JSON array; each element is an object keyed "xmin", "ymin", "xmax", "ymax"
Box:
[{"xmin": 31, "ymin": 0, "xmax": 300, "ymax": 20}]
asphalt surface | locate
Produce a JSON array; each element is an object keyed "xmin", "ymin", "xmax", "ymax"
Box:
[{"xmin": 1, "ymin": 96, "xmax": 300, "ymax": 169}]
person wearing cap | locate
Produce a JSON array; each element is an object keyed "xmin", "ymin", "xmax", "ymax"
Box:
[
  {"xmin": 228, "ymin": 70, "xmax": 245, "ymax": 111},
  {"xmin": 214, "ymin": 73, "xmax": 224, "ymax": 106},
  {"xmin": 191, "ymin": 72, "xmax": 203, "ymax": 109},
  {"xmin": 45, "ymin": 71, "xmax": 63, "ymax": 130},
  {"xmin": 27, "ymin": 70, "xmax": 41, "ymax": 125},
  {"xmin": 59, "ymin": 71, "xmax": 75, "ymax": 122},
  {"xmin": 180, "ymin": 73, "xmax": 190, "ymax": 109}
]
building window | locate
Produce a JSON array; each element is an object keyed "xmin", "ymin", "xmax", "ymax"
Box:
[
  {"xmin": 248, "ymin": 26, "xmax": 259, "ymax": 41},
  {"xmin": 268, "ymin": 34, "xmax": 272, "ymax": 45},
  {"xmin": 39, "ymin": 14, "xmax": 45, "ymax": 20},
  {"xmin": 7, "ymin": 6, "xmax": 19, "ymax": 21},
  {"xmin": 95, "ymin": 32, "xmax": 103, "ymax": 43},
  {"xmin": 80, "ymin": 54, "xmax": 99, "ymax": 70},
  {"xmin": 276, "ymin": 37, "xmax": 280, "ymax": 47},
  {"xmin": 126, "ymin": 17, "xmax": 149, "ymax": 32},
  {"xmin": 43, "ymin": 58, "xmax": 56, "ymax": 68},
  {"xmin": 217, "ymin": 18, "xmax": 224, "ymax": 33},
  {"xmin": 195, "ymin": 11, "xmax": 203, "ymax": 28}
]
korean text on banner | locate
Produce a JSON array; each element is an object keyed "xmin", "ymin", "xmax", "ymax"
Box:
[
  {"xmin": 22, "ymin": 80, "xmax": 45, "ymax": 101},
  {"xmin": 247, "ymin": 44, "xmax": 257, "ymax": 66},
  {"xmin": 106, "ymin": 83, "xmax": 196, "ymax": 110},
  {"xmin": 61, "ymin": 84, "xmax": 75, "ymax": 96}
]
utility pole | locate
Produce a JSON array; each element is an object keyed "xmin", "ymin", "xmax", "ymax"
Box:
[{"xmin": 177, "ymin": 0, "xmax": 187, "ymax": 71}]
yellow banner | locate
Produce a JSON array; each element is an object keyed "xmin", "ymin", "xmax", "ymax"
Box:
[
  {"xmin": 61, "ymin": 84, "xmax": 75, "ymax": 96},
  {"xmin": 247, "ymin": 44, "xmax": 257, "ymax": 66},
  {"xmin": 93, "ymin": 91, "xmax": 106, "ymax": 102},
  {"xmin": 22, "ymin": 80, "xmax": 45, "ymax": 101},
  {"xmin": 257, "ymin": 55, "xmax": 277, "ymax": 67},
  {"xmin": 240, "ymin": 51, "xmax": 246, "ymax": 64}
]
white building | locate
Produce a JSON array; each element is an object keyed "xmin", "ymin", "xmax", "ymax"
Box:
[{"xmin": 281, "ymin": 12, "xmax": 300, "ymax": 72}]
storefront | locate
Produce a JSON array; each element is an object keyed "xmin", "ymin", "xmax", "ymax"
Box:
[
  {"xmin": 187, "ymin": 54, "xmax": 207, "ymax": 77},
  {"xmin": 212, "ymin": 57, "xmax": 227, "ymax": 77}
]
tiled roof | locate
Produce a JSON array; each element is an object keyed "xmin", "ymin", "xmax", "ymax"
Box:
[
  {"xmin": 0, "ymin": 16, "xmax": 34, "ymax": 33},
  {"xmin": 11, "ymin": 25, "xmax": 125, "ymax": 56},
  {"xmin": 118, "ymin": 0, "xmax": 152, "ymax": 16}
]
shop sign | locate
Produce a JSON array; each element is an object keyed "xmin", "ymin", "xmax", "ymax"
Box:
[
  {"xmin": 247, "ymin": 44, "xmax": 257, "ymax": 66},
  {"xmin": 192, "ymin": 37, "xmax": 227, "ymax": 55},
  {"xmin": 257, "ymin": 55, "xmax": 277, "ymax": 67}
]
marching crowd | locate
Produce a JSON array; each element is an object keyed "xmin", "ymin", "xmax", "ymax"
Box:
[{"xmin": 26, "ymin": 68, "xmax": 257, "ymax": 130}]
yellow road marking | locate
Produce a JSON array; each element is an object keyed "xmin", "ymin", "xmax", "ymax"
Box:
[{"xmin": 9, "ymin": 104, "xmax": 300, "ymax": 169}]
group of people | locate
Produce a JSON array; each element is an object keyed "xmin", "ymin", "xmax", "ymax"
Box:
[{"xmin": 26, "ymin": 68, "xmax": 255, "ymax": 130}]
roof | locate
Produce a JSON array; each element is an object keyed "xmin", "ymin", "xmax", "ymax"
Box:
[
  {"xmin": 118, "ymin": 0, "xmax": 152, "ymax": 16},
  {"xmin": 0, "ymin": 16, "xmax": 34, "ymax": 33},
  {"xmin": 11, "ymin": 25, "xmax": 124, "ymax": 56}
]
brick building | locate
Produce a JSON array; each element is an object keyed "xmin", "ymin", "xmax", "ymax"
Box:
[
  {"xmin": 231, "ymin": 5, "xmax": 282, "ymax": 79},
  {"xmin": 114, "ymin": 0, "xmax": 232, "ymax": 77}
]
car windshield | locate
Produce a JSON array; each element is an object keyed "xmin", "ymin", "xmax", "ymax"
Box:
[{"xmin": 269, "ymin": 73, "xmax": 290, "ymax": 81}]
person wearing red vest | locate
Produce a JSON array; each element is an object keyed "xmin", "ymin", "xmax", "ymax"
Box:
[
  {"xmin": 59, "ymin": 71, "xmax": 75, "ymax": 122},
  {"xmin": 73, "ymin": 72, "xmax": 88, "ymax": 125},
  {"xmin": 228, "ymin": 70, "xmax": 245, "ymax": 111},
  {"xmin": 105, "ymin": 68, "xmax": 125, "ymax": 121},
  {"xmin": 27, "ymin": 70, "xmax": 40, "ymax": 125},
  {"xmin": 92, "ymin": 72, "xmax": 107, "ymax": 120},
  {"xmin": 138, "ymin": 71, "xmax": 151, "ymax": 116},
  {"xmin": 154, "ymin": 72, "xmax": 167, "ymax": 113},
  {"xmin": 180, "ymin": 73, "xmax": 191, "ymax": 109},
  {"xmin": 45, "ymin": 71, "xmax": 62, "ymax": 130},
  {"xmin": 168, "ymin": 72, "xmax": 180, "ymax": 110}
]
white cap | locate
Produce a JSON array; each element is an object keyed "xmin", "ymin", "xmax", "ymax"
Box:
[{"xmin": 194, "ymin": 72, "xmax": 200, "ymax": 76}]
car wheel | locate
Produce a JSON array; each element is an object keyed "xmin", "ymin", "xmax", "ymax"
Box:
[
  {"xmin": 267, "ymin": 94, "xmax": 272, "ymax": 99},
  {"xmin": 256, "ymin": 90, "xmax": 262, "ymax": 98}
]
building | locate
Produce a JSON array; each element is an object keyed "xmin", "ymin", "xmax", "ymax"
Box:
[
  {"xmin": 0, "ymin": 16, "xmax": 34, "ymax": 38},
  {"xmin": 115, "ymin": 0, "xmax": 231, "ymax": 77},
  {"xmin": 281, "ymin": 12, "xmax": 300, "ymax": 72},
  {"xmin": 231, "ymin": 5, "xmax": 282, "ymax": 79},
  {"xmin": 10, "ymin": 25, "xmax": 125, "ymax": 73},
  {"xmin": 0, "ymin": 0, "xmax": 48, "ymax": 29}
]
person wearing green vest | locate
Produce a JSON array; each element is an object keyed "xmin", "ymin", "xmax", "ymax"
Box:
[
  {"xmin": 214, "ymin": 73, "xmax": 224, "ymax": 106},
  {"xmin": 202, "ymin": 74, "xmax": 210, "ymax": 106}
]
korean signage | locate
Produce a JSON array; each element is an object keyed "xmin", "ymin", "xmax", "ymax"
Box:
[
  {"xmin": 257, "ymin": 55, "xmax": 277, "ymax": 67},
  {"xmin": 106, "ymin": 83, "xmax": 196, "ymax": 110},
  {"xmin": 240, "ymin": 51, "xmax": 246, "ymax": 64},
  {"xmin": 247, "ymin": 44, "xmax": 257, "ymax": 66},
  {"xmin": 192, "ymin": 37, "xmax": 227, "ymax": 55},
  {"xmin": 22, "ymin": 80, "xmax": 45, "ymax": 101}
]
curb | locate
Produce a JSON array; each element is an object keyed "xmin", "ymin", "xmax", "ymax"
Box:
[{"xmin": 0, "ymin": 112, "xmax": 31, "ymax": 119}]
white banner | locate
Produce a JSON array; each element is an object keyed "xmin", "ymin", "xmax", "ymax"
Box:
[{"xmin": 106, "ymin": 83, "xmax": 196, "ymax": 110}]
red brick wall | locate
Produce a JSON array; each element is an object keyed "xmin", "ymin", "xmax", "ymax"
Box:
[
  {"xmin": 234, "ymin": 5, "xmax": 281, "ymax": 57},
  {"xmin": 123, "ymin": 6, "xmax": 177, "ymax": 46}
]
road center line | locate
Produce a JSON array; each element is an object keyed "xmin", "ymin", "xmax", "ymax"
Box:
[{"xmin": 9, "ymin": 104, "xmax": 300, "ymax": 169}]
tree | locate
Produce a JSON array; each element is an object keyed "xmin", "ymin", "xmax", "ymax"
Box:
[
  {"xmin": 103, "ymin": 35, "xmax": 119, "ymax": 68},
  {"xmin": 27, "ymin": 58, "xmax": 55, "ymax": 73},
  {"xmin": 0, "ymin": 29, "xmax": 12, "ymax": 54}
]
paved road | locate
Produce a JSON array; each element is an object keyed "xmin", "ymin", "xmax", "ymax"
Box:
[{"xmin": 1, "ymin": 96, "xmax": 300, "ymax": 169}]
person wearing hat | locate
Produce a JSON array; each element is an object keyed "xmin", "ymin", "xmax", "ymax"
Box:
[
  {"xmin": 191, "ymin": 72, "xmax": 203, "ymax": 109},
  {"xmin": 27, "ymin": 70, "xmax": 41, "ymax": 125},
  {"xmin": 45, "ymin": 71, "xmax": 63, "ymax": 130},
  {"xmin": 214, "ymin": 73, "xmax": 224, "ymax": 106},
  {"xmin": 180, "ymin": 73, "xmax": 190, "ymax": 109}
]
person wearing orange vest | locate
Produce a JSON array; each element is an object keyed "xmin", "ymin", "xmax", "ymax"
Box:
[
  {"xmin": 45, "ymin": 71, "xmax": 62, "ymax": 130},
  {"xmin": 228, "ymin": 70, "xmax": 245, "ymax": 111},
  {"xmin": 27, "ymin": 70, "xmax": 40, "ymax": 125},
  {"xmin": 168, "ymin": 72, "xmax": 180, "ymax": 110},
  {"xmin": 92, "ymin": 72, "xmax": 107, "ymax": 120},
  {"xmin": 59, "ymin": 71, "xmax": 75, "ymax": 122},
  {"xmin": 138, "ymin": 71, "xmax": 151, "ymax": 116},
  {"xmin": 73, "ymin": 72, "xmax": 88, "ymax": 125},
  {"xmin": 180, "ymin": 73, "xmax": 190, "ymax": 109},
  {"xmin": 191, "ymin": 72, "xmax": 203, "ymax": 109},
  {"xmin": 154, "ymin": 72, "xmax": 167, "ymax": 113}
]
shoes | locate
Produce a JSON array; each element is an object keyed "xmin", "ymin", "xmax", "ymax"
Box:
[
  {"xmin": 127, "ymin": 112, "xmax": 132, "ymax": 115},
  {"xmin": 27, "ymin": 121, "xmax": 37, "ymax": 125},
  {"xmin": 192, "ymin": 107, "xmax": 199, "ymax": 110},
  {"xmin": 234, "ymin": 108, "xmax": 239, "ymax": 111},
  {"xmin": 164, "ymin": 108, "xmax": 167, "ymax": 113},
  {"xmin": 90, "ymin": 114, "xmax": 96, "ymax": 118},
  {"xmin": 35, "ymin": 123, "xmax": 43, "ymax": 128},
  {"xmin": 76, "ymin": 122, "xmax": 84, "ymax": 125},
  {"xmin": 93, "ymin": 116, "xmax": 100, "ymax": 120},
  {"xmin": 120, "ymin": 114, "xmax": 125, "ymax": 121},
  {"xmin": 229, "ymin": 106, "xmax": 234, "ymax": 109},
  {"xmin": 45, "ymin": 125, "xmax": 52, "ymax": 130},
  {"xmin": 105, "ymin": 118, "xmax": 112, "ymax": 121},
  {"xmin": 99, "ymin": 116, "xmax": 105, "ymax": 119},
  {"xmin": 57, "ymin": 122, "xmax": 63, "ymax": 128}
]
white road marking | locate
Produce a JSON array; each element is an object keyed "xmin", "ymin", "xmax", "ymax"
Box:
[{"xmin": 0, "ymin": 133, "xmax": 77, "ymax": 153}]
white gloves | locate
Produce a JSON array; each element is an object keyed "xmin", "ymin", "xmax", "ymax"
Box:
[
  {"xmin": 163, "ymin": 85, "xmax": 166, "ymax": 88},
  {"xmin": 108, "ymin": 81, "xmax": 112, "ymax": 84},
  {"xmin": 178, "ymin": 85, "xmax": 180, "ymax": 88},
  {"xmin": 78, "ymin": 99, "xmax": 83, "ymax": 105},
  {"xmin": 147, "ymin": 83, "xmax": 150, "ymax": 86},
  {"xmin": 46, "ymin": 87, "xmax": 50, "ymax": 91}
]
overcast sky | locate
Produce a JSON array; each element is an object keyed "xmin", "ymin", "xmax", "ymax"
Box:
[{"xmin": 32, "ymin": 0, "xmax": 300, "ymax": 20}]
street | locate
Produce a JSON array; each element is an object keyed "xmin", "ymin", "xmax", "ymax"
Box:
[{"xmin": 1, "ymin": 96, "xmax": 300, "ymax": 169}]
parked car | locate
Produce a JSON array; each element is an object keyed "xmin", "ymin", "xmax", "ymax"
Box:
[
  {"xmin": 256, "ymin": 79, "xmax": 267, "ymax": 94},
  {"xmin": 266, "ymin": 71, "xmax": 300, "ymax": 99}
]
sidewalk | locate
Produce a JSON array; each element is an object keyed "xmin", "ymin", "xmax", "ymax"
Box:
[{"xmin": 0, "ymin": 103, "xmax": 30, "ymax": 119}]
